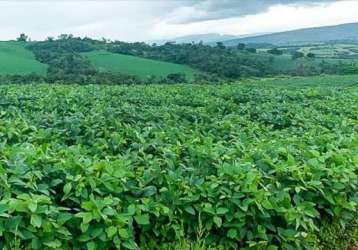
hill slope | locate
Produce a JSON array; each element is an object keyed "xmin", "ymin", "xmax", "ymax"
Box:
[
  {"xmin": 0, "ymin": 41, "xmax": 47, "ymax": 75},
  {"xmin": 82, "ymin": 51, "xmax": 197, "ymax": 79},
  {"xmin": 224, "ymin": 22, "xmax": 358, "ymax": 46}
]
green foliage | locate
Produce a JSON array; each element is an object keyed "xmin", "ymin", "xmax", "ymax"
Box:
[
  {"xmin": 108, "ymin": 41, "xmax": 272, "ymax": 78},
  {"xmin": 0, "ymin": 75, "xmax": 357, "ymax": 249},
  {"xmin": 26, "ymin": 37, "xmax": 97, "ymax": 82},
  {"xmin": 267, "ymin": 48, "xmax": 283, "ymax": 55},
  {"xmin": 16, "ymin": 33, "xmax": 29, "ymax": 42},
  {"xmin": 306, "ymin": 53, "xmax": 315, "ymax": 59},
  {"xmin": 24, "ymin": 37, "xmax": 205, "ymax": 84},
  {"xmin": 25, "ymin": 37, "xmax": 144, "ymax": 84},
  {"xmin": 247, "ymin": 48, "xmax": 257, "ymax": 53},
  {"xmin": 2, "ymin": 37, "xmax": 358, "ymax": 83},
  {"xmin": 292, "ymin": 51, "xmax": 305, "ymax": 60},
  {"xmin": 237, "ymin": 43, "xmax": 246, "ymax": 50},
  {"xmin": 166, "ymin": 73, "xmax": 187, "ymax": 83}
]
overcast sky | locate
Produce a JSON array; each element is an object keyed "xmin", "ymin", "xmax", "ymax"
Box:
[{"xmin": 0, "ymin": 0, "xmax": 358, "ymax": 41}]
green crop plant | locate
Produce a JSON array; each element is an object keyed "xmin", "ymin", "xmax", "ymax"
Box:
[{"xmin": 0, "ymin": 75, "xmax": 357, "ymax": 249}]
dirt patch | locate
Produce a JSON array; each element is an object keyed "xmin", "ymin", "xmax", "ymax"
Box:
[{"xmin": 348, "ymin": 245, "xmax": 358, "ymax": 250}]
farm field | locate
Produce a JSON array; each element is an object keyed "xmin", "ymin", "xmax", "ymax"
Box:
[
  {"xmin": 82, "ymin": 50, "xmax": 197, "ymax": 79},
  {"xmin": 255, "ymin": 43, "xmax": 358, "ymax": 74},
  {"xmin": 0, "ymin": 41, "xmax": 47, "ymax": 75},
  {"xmin": 272, "ymin": 43, "xmax": 358, "ymax": 60},
  {"xmin": 246, "ymin": 51, "xmax": 355, "ymax": 75},
  {"xmin": 0, "ymin": 75, "xmax": 357, "ymax": 249},
  {"xmin": 297, "ymin": 43, "xmax": 358, "ymax": 59}
]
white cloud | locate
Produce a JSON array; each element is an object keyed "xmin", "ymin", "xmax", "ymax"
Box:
[
  {"xmin": 0, "ymin": 0, "xmax": 357, "ymax": 41},
  {"xmin": 0, "ymin": 0, "xmax": 172, "ymax": 41}
]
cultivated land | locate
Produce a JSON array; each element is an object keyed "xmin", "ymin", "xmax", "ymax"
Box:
[
  {"xmin": 0, "ymin": 41, "xmax": 47, "ymax": 75},
  {"xmin": 0, "ymin": 75, "xmax": 357, "ymax": 249},
  {"xmin": 276, "ymin": 43, "xmax": 358, "ymax": 60},
  {"xmin": 82, "ymin": 50, "xmax": 197, "ymax": 79}
]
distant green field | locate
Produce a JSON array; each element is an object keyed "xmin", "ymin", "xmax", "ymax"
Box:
[
  {"xmin": 255, "ymin": 74, "xmax": 358, "ymax": 87},
  {"xmin": 269, "ymin": 55, "xmax": 322, "ymax": 71},
  {"xmin": 279, "ymin": 43, "xmax": 358, "ymax": 59},
  {"xmin": 82, "ymin": 51, "xmax": 197, "ymax": 79},
  {"xmin": 0, "ymin": 41, "xmax": 47, "ymax": 75},
  {"xmin": 261, "ymin": 53, "xmax": 357, "ymax": 72}
]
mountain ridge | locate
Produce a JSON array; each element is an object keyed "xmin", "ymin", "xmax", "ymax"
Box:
[
  {"xmin": 148, "ymin": 33, "xmax": 257, "ymax": 45},
  {"xmin": 222, "ymin": 22, "xmax": 358, "ymax": 46}
]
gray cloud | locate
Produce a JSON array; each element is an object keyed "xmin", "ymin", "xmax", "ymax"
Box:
[{"xmin": 168, "ymin": 0, "xmax": 337, "ymax": 24}]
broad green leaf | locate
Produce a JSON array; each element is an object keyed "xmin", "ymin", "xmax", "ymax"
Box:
[
  {"xmin": 28, "ymin": 203, "xmax": 37, "ymax": 213},
  {"xmin": 43, "ymin": 240, "xmax": 62, "ymax": 248},
  {"xmin": 63, "ymin": 183, "xmax": 72, "ymax": 195},
  {"xmin": 106, "ymin": 226, "xmax": 117, "ymax": 238},
  {"xmin": 118, "ymin": 228, "xmax": 129, "ymax": 239},
  {"xmin": 216, "ymin": 207, "xmax": 229, "ymax": 215},
  {"xmin": 30, "ymin": 214, "xmax": 42, "ymax": 228},
  {"xmin": 76, "ymin": 212, "xmax": 93, "ymax": 224},
  {"xmin": 87, "ymin": 242, "xmax": 97, "ymax": 250},
  {"xmin": 134, "ymin": 214, "xmax": 150, "ymax": 225},
  {"xmin": 213, "ymin": 216, "xmax": 222, "ymax": 228},
  {"xmin": 127, "ymin": 204, "xmax": 136, "ymax": 215},
  {"xmin": 227, "ymin": 229, "xmax": 237, "ymax": 239},
  {"xmin": 184, "ymin": 206, "xmax": 196, "ymax": 215}
]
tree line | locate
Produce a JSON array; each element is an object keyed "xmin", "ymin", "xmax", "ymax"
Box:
[{"xmin": 1, "ymin": 34, "xmax": 357, "ymax": 84}]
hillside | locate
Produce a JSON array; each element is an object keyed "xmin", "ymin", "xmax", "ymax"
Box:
[
  {"xmin": 1, "ymin": 36, "xmax": 358, "ymax": 83},
  {"xmin": 82, "ymin": 50, "xmax": 197, "ymax": 79},
  {"xmin": 224, "ymin": 22, "xmax": 358, "ymax": 46},
  {"xmin": 0, "ymin": 41, "xmax": 47, "ymax": 75}
]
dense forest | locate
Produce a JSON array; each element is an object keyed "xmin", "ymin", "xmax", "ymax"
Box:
[{"xmin": 108, "ymin": 41, "xmax": 270, "ymax": 78}]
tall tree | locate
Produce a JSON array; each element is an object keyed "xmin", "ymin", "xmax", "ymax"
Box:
[{"xmin": 17, "ymin": 33, "xmax": 28, "ymax": 42}]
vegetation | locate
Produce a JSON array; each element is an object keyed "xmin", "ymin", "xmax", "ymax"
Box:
[
  {"xmin": 0, "ymin": 35, "xmax": 358, "ymax": 83},
  {"xmin": 0, "ymin": 41, "xmax": 47, "ymax": 75},
  {"xmin": 27, "ymin": 35, "xmax": 358, "ymax": 82},
  {"xmin": 314, "ymin": 219, "xmax": 358, "ymax": 250},
  {"xmin": 267, "ymin": 48, "xmax": 283, "ymax": 55},
  {"xmin": 17, "ymin": 34, "xmax": 29, "ymax": 42},
  {"xmin": 26, "ymin": 36, "xmax": 98, "ymax": 83},
  {"xmin": 0, "ymin": 75, "xmax": 357, "ymax": 249},
  {"xmin": 291, "ymin": 51, "xmax": 305, "ymax": 60},
  {"xmin": 82, "ymin": 50, "xmax": 197, "ymax": 80},
  {"xmin": 107, "ymin": 41, "xmax": 272, "ymax": 78},
  {"xmin": 307, "ymin": 53, "xmax": 315, "ymax": 59}
]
